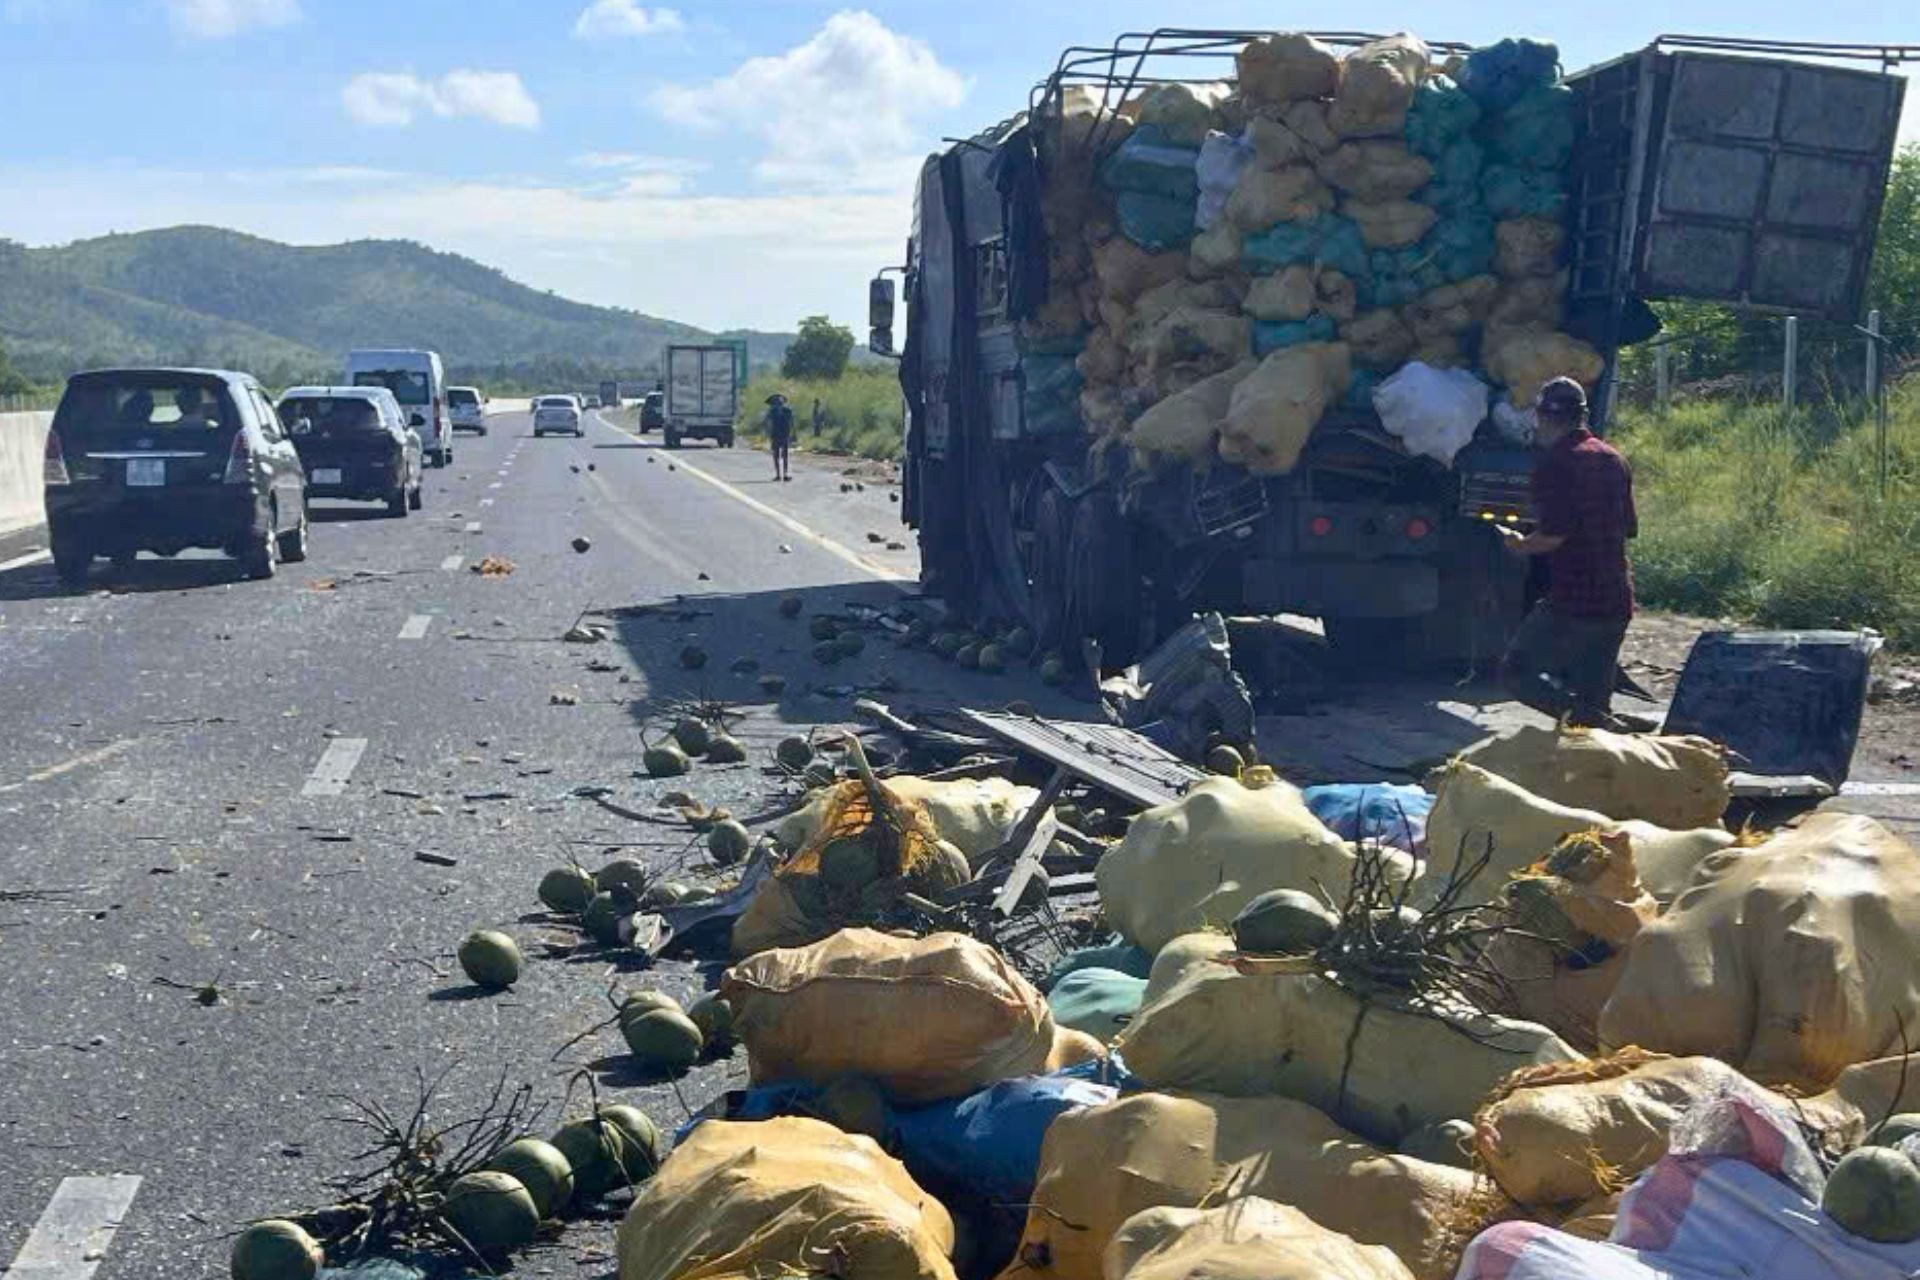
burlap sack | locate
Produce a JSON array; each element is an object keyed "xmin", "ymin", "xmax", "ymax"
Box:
[
  {"xmin": 1226, "ymin": 164, "xmax": 1336, "ymax": 231},
  {"xmin": 616, "ymin": 1116, "xmax": 956, "ymax": 1280},
  {"xmin": 1343, "ymin": 198, "xmax": 1438, "ymax": 248},
  {"xmin": 1316, "ymin": 141, "xmax": 1435, "ymax": 200},
  {"xmin": 1237, "ymin": 33, "xmax": 1342, "ymax": 107},
  {"xmin": 1494, "ymin": 217, "xmax": 1564, "ymax": 278},
  {"xmin": 1341, "ymin": 308, "xmax": 1418, "ymax": 369},
  {"xmin": 1106, "ymin": 1200, "xmax": 1416, "ymax": 1280},
  {"xmin": 1127, "ymin": 361, "xmax": 1258, "ymax": 464},
  {"xmin": 1329, "ymin": 35, "xmax": 1431, "ymax": 138},
  {"xmin": 1456, "ymin": 724, "xmax": 1730, "ymax": 831},
  {"xmin": 723, "ymin": 928, "xmax": 1056, "ymax": 1102},
  {"xmin": 1218, "ymin": 340, "xmax": 1351, "ymax": 474},
  {"xmin": 1004, "ymin": 1092, "xmax": 1476, "ymax": 1280},
  {"xmin": 1598, "ymin": 812, "xmax": 1920, "ymax": 1090},
  {"xmin": 1483, "ymin": 327, "xmax": 1602, "ymax": 407},
  {"xmin": 1244, "ymin": 264, "xmax": 1318, "ymax": 320}
]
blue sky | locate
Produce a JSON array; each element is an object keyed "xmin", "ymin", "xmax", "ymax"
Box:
[{"xmin": 0, "ymin": 0, "xmax": 1913, "ymax": 334}]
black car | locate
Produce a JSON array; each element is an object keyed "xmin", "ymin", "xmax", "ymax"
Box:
[
  {"xmin": 278, "ymin": 386, "xmax": 423, "ymax": 517},
  {"xmin": 43, "ymin": 368, "xmax": 309, "ymax": 585},
  {"xmin": 640, "ymin": 390, "xmax": 665, "ymax": 433}
]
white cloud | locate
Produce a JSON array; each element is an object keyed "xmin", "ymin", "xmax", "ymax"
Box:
[
  {"xmin": 652, "ymin": 10, "xmax": 966, "ymax": 191},
  {"xmin": 573, "ymin": 0, "xmax": 681, "ymax": 38},
  {"xmin": 341, "ymin": 70, "xmax": 540, "ymax": 129},
  {"xmin": 163, "ymin": 0, "xmax": 299, "ymax": 39}
]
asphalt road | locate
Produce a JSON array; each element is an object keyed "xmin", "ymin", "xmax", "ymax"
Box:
[{"xmin": 0, "ymin": 407, "xmax": 1048, "ymax": 1279}]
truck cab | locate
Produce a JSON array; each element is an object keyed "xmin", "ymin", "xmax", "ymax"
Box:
[{"xmin": 876, "ymin": 32, "xmax": 1908, "ymax": 671}]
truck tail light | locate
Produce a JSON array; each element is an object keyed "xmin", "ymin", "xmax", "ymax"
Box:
[
  {"xmin": 1308, "ymin": 515, "xmax": 1334, "ymax": 537},
  {"xmin": 221, "ymin": 431, "xmax": 253, "ymax": 484},
  {"xmin": 43, "ymin": 429, "xmax": 71, "ymax": 486},
  {"xmin": 1405, "ymin": 517, "xmax": 1432, "ymax": 540}
]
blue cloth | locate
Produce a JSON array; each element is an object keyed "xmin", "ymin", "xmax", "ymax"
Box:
[
  {"xmin": 1456, "ymin": 38, "xmax": 1561, "ymax": 111},
  {"xmin": 1046, "ymin": 967, "xmax": 1148, "ymax": 1039},
  {"xmin": 892, "ymin": 1073, "xmax": 1118, "ymax": 1204},
  {"xmin": 1116, "ymin": 191, "xmax": 1197, "ymax": 252},
  {"xmin": 1101, "ymin": 126, "xmax": 1200, "ymax": 199},
  {"xmin": 1044, "ymin": 941, "xmax": 1153, "ymax": 991},
  {"xmin": 1302, "ymin": 782, "xmax": 1434, "ymax": 853}
]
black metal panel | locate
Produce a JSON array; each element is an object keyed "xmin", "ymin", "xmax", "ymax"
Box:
[{"xmin": 1664, "ymin": 630, "xmax": 1877, "ymax": 788}]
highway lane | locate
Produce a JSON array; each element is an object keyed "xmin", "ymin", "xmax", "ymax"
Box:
[{"xmin": 0, "ymin": 408, "xmax": 1049, "ymax": 1278}]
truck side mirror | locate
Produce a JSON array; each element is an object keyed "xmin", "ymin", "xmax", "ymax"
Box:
[{"xmin": 868, "ymin": 277, "xmax": 895, "ymax": 356}]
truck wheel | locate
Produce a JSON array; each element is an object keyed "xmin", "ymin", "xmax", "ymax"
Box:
[
  {"xmin": 664, "ymin": 429, "xmax": 681, "ymax": 450},
  {"xmin": 720, "ymin": 430, "xmax": 735, "ymax": 448}
]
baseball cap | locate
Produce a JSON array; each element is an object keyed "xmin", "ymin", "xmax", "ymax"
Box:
[{"xmin": 1535, "ymin": 377, "xmax": 1588, "ymax": 417}]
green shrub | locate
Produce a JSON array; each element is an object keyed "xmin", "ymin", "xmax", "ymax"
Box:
[{"xmin": 735, "ymin": 368, "xmax": 904, "ymax": 461}]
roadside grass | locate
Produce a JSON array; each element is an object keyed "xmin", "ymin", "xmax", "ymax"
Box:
[
  {"xmin": 734, "ymin": 368, "xmax": 906, "ymax": 462},
  {"xmin": 1612, "ymin": 374, "xmax": 1920, "ymax": 647}
]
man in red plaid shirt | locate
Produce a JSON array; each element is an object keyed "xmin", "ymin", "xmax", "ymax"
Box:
[{"xmin": 1497, "ymin": 377, "xmax": 1637, "ymax": 728}]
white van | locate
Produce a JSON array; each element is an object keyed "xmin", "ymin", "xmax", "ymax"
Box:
[{"xmin": 346, "ymin": 349, "xmax": 451, "ymax": 466}]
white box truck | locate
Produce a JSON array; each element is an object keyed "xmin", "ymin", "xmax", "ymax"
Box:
[{"xmin": 663, "ymin": 344, "xmax": 738, "ymax": 449}]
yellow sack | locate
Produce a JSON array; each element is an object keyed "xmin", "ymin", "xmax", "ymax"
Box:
[
  {"xmin": 1237, "ymin": 33, "xmax": 1341, "ymax": 107},
  {"xmin": 723, "ymin": 928, "xmax": 1056, "ymax": 1103},
  {"xmin": 1078, "ymin": 327, "xmax": 1127, "ymax": 384},
  {"xmin": 1457, "ymin": 724, "xmax": 1731, "ymax": 831},
  {"xmin": 1219, "ymin": 341, "xmax": 1350, "ymax": 475},
  {"xmin": 1127, "ymin": 361, "xmax": 1257, "ymax": 464},
  {"xmin": 1093, "ymin": 239, "xmax": 1187, "ymax": 304},
  {"xmin": 1341, "ymin": 308, "xmax": 1417, "ymax": 369},
  {"xmin": 1402, "ymin": 275, "xmax": 1498, "ymax": 342},
  {"xmin": 1226, "ymin": 164, "xmax": 1335, "ymax": 231},
  {"xmin": 616, "ymin": 1116, "xmax": 956, "ymax": 1280},
  {"xmin": 1144, "ymin": 931, "xmax": 1237, "ymax": 1004},
  {"xmin": 1343, "ymin": 198, "xmax": 1438, "ymax": 249},
  {"xmin": 1598, "ymin": 813, "xmax": 1920, "ymax": 1090},
  {"xmin": 1107, "ymin": 1200, "xmax": 1417, "ymax": 1280},
  {"xmin": 1495, "ymin": 217, "xmax": 1564, "ymax": 279},
  {"xmin": 1329, "ymin": 35, "xmax": 1430, "ymax": 138},
  {"xmin": 1483, "ymin": 327, "xmax": 1604, "ymax": 407},
  {"xmin": 1006, "ymin": 1092, "xmax": 1475, "ymax": 1280},
  {"xmin": 1421, "ymin": 761, "xmax": 1735, "ymax": 908},
  {"xmin": 1130, "ymin": 82, "xmax": 1225, "ymax": 147},
  {"xmin": 776, "ymin": 774, "xmax": 1041, "ymax": 867},
  {"xmin": 1095, "ymin": 775, "xmax": 1365, "ymax": 954},
  {"xmin": 1317, "ymin": 268, "xmax": 1358, "ymax": 321},
  {"xmin": 1189, "ymin": 222, "xmax": 1242, "ymax": 277},
  {"xmin": 1114, "ymin": 954, "xmax": 1579, "ymax": 1144},
  {"xmin": 1486, "ymin": 271, "xmax": 1568, "ymax": 331},
  {"xmin": 1244, "ymin": 264, "xmax": 1318, "ymax": 321},
  {"xmin": 1137, "ymin": 307, "xmax": 1252, "ymax": 381},
  {"xmin": 1317, "ymin": 141, "xmax": 1434, "ymax": 200},
  {"xmin": 1246, "ymin": 104, "xmax": 1337, "ymax": 168}
]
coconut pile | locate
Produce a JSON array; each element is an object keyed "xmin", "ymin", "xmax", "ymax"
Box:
[{"xmin": 1028, "ymin": 33, "xmax": 1604, "ymax": 475}]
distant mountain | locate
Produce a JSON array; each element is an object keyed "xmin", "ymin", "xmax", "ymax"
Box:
[{"xmin": 0, "ymin": 227, "xmax": 796, "ymax": 386}]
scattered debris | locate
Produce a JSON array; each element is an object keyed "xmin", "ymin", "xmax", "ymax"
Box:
[
  {"xmin": 570, "ymin": 535, "xmax": 592, "ymax": 553},
  {"xmin": 549, "ymin": 689, "xmax": 580, "ymax": 706},
  {"xmin": 472, "ymin": 556, "xmax": 515, "ymax": 577},
  {"xmin": 413, "ymin": 851, "xmax": 459, "ymax": 868}
]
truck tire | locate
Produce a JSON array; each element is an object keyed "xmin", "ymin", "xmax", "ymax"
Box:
[
  {"xmin": 665, "ymin": 428, "xmax": 681, "ymax": 450},
  {"xmin": 720, "ymin": 429, "xmax": 735, "ymax": 448},
  {"xmin": 1067, "ymin": 490, "xmax": 1142, "ymax": 668}
]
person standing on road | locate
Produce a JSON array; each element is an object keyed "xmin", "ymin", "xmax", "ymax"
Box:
[
  {"xmin": 1496, "ymin": 376, "xmax": 1637, "ymax": 729},
  {"xmin": 763, "ymin": 393, "xmax": 795, "ymax": 482}
]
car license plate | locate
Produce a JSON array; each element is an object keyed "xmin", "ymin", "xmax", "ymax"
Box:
[
  {"xmin": 312, "ymin": 467, "xmax": 343, "ymax": 485},
  {"xmin": 125, "ymin": 458, "xmax": 165, "ymax": 486}
]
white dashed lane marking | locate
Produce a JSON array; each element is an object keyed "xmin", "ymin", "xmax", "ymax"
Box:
[
  {"xmin": 487, "ymin": 482, "xmax": 502, "ymax": 490},
  {"xmin": 301, "ymin": 737, "xmax": 368, "ymax": 797},
  {"xmin": 480, "ymin": 498, "xmax": 494, "ymax": 507},
  {"xmin": 0, "ymin": 547, "xmax": 51, "ymax": 573},
  {"xmin": 439, "ymin": 554, "xmax": 465, "ymax": 572},
  {"xmin": 464, "ymin": 521, "xmax": 482, "ymax": 533},
  {"xmin": 6, "ymin": 1174, "xmax": 142, "ymax": 1280},
  {"xmin": 398, "ymin": 614, "xmax": 432, "ymax": 641}
]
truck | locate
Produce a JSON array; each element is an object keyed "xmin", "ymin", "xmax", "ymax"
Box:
[
  {"xmin": 872, "ymin": 32, "xmax": 1908, "ymax": 672},
  {"xmin": 663, "ymin": 344, "xmax": 739, "ymax": 449},
  {"xmin": 599, "ymin": 379, "xmax": 622, "ymax": 411}
]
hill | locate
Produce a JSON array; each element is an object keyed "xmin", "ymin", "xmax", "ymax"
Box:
[{"xmin": 0, "ymin": 227, "xmax": 795, "ymax": 387}]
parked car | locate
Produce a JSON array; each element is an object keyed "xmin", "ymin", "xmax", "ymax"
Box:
[
  {"xmin": 532, "ymin": 395, "xmax": 584, "ymax": 437},
  {"xmin": 43, "ymin": 368, "xmax": 308, "ymax": 585},
  {"xmin": 640, "ymin": 390, "xmax": 665, "ymax": 433},
  {"xmin": 447, "ymin": 385, "xmax": 488, "ymax": 435},
  {"xmin": 277, "ymin": 386, "xmax": 423, "ymax": 518}
]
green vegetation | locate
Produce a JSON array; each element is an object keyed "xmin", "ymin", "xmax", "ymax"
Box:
[
  {"xmin": 1614, "ymin": 378, "xmax": 1920, "ymax": 647},
  {"xmin": 736, "ymin": 367, "xmax": 905, "ymax": 461},
  {"xmin": 781, "ymin": 315, "xmax": 855, "ymax": 380},
  {"xmin": 0, "ymin": 336, "xmax": 33, "ymax": 397},
  {"xmin": 0, "ymin": 227, "xmax": 794, "ymax": 387}
]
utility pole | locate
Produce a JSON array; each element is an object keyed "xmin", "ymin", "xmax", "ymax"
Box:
[
  {"xmin": 1782, "ymin": 315, "xmax": 1798, "ymax": 414},
  {"xmin": 1655, "ymin": 343, "xmax": 1672, "ymax": 415}
]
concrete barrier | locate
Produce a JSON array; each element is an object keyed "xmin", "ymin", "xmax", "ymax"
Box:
[{"xmin": 0, "ymin": 411, "xmax": 52, "ymax": 536}]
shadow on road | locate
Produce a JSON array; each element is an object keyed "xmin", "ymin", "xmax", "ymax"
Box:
[
  {"xmin": 309, "ymin": 504, "xmax": 400, "ymax": 524},
  {"xmin": 0, "ymin": 552, "xmax": 248, "ymax": 600}
]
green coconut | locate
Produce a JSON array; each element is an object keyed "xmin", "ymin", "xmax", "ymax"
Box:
[
  {"xmin": 679, "ymin": 885, "xmax": 716, "ymax": 904},
  {"xmin": 903, "ymin": 617, "xmax": 934, "ymax": 646},
  {"xmin": 1824, "ymin": 1146, "xmax": 1920, "ymax": 1242},
  {"xmin": 1233, "ymin": 889, "xmax": 1339, "ymax": 955},
  {"xmin": 458, "ymin": 930, "xmax": 522, "ymax": 990},
  {"xmin": 778, "ymin": 596, "xmax": 804, "ymax": 618},
  {"xmin": 816, "ymin": 1076, "xmax": 890, "ymax": 1144},
  {"xmin": 907, "ymin": 839, "xmax": 973, "ymax": 897},
  {"xmin": 618, "ymin": 990, "xmax": 683, "ymax": 1028},
  {"xmin": 705, "ymin": 734, "xmax": 748, "ymax": 764},
  {"xmin": 441, "ymin": 1170, "xmax": 539, "ymax": 1253},
  {"xmin": 1003, "ymin": 626, "xmax": 1035, "ymax": 658},
  {"xmin": 1398, "ymin": 1119, "xmax": 1476, "ymax": 1170},
  {"xmin": 977, "ymin": 644, "xmax": 1006, "ymax": 674},
  {"xmin": 596, "ymin": 859, "xmax": 650, "ymax": 901},
  {"xmin": 486, "ymin": 1137, "xmax": 574, "ymax": 1218},
  {"xmin": 811, "ymin": 640, "xmax": 844, "ymax": 665},
  {"xmin": 551, "ymin": 1115, "xmax": 632, "ymax": 1196},
  {"xmin": 1206, "ymin": 744, "xmax": 1246, "ymax": 777},
  {"xmin": 643, "ymin": 880, "xmax": 694, "ymax": 910},
  {"xmin": 809, "ymin": 616, "xmax": 841, "ymax": 641},
  {"xmin": 1871, "ymin": 1115, "xmax": 1920, "ymax": 1148},
  {"xmin": 758, "ymin": 673, "xmax": 788, "ymax": 695},
  {"xmin": 819, "ymin": 835, "xmax": 886, "ymax": 890},
  {"xmin": 582, "ymin": 892, "xmax": 625, "ymax": 946},
  {"xmin": 623, "ymin": 1008, "xmax": 704, "ymax": 1073},
  {"xmin": 687, "ymin": 993, "xmax": 735, "ymax": 1050},
  {"xmin": 835, "ymin": 631, "xmax": 867, "ymax": 658},
  {"xmin": 678, "ymin": 644, "xmax": 708, "ymax": 670},
  {"xmin": 597, "ymin": 1104, "xmax": 667, "ymax": 1180},
  {"xmin": 669, "ymin": 716, "xmax": 713, "ymax": 756},
  {"xmin": 707, "ymin": 818, "xmax": 752, "ymax": 866},
  {"xmin": 644, "ymin": 742, "xmax": 693, "ymax": 778},
  {"xmin": 955, "ymin": 643, "xmax": 982, "ymax": 670},
  {"xmin": 776, "ymin": 736, "xmax": 814, "ymax": 770},
  {"xmin": 1039, "ymin": 656, "xmax": 1067, "ymax": 686},
  {"xmin": 803, "ymin": 762, "xmax": 838, "ymax": 788},
  {"xmin": 931, "ymin": 632, "xmax": 965, "ymax": 660},
  {"xmin": 537, "ymin": 865, "xmax": 597, "ymax": 914},
  {"xmin": 231, "ymin": 1219, "xmax": 322, "ymax": 1280}
]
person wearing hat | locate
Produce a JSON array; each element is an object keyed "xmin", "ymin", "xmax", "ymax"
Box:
[
  {"xmin": 1495, "ymin": 376, "xmax": 1637, "ymax": 728},
  {"xmin": 762, "ymin": 392, "xmax": 796, "ymax": 482}
]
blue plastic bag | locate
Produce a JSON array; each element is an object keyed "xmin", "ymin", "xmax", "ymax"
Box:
[
  {"xmin": 1047, "ymin": 967, "xmax": 1148, "ymax": 1039},
  {"xmin": 1101, "ymin": 125, "xmax": 1200, "ymax": 199},
  {"xmin": 1482, "ymin": 163, "xmax": 1566, "ymax": 218},
  {"xmin": 1405, "ymin": 75, "xmax": 1482, "ymax": 159},
  {"xmin": 1254, "ymin": 312, "xmax": 1338, "ymax": 355},
  {"xmin": 1116, "ymin": 191, "xmax": 1196, "ymax": 251},
  {"xmin": 1420, "ymin": 138, "xmax": 1485, "ymax": 212},
  {"xmin": 1043, "ymin": 942, "xmax": 1153, "ymax": 991},
  {"xmin": 892, "ymin": 1073, "xmax": 1118, "ymax": 1204},
  {"xmin": 1492, "ymin": 82, "xmax": 1575, "ymax": 170},
  {"xmin": 1242, "ymin": 213, "xmax": 1370, "ymax": 281},
  {"xmin": 1428, "ymin": 212, "xmax": 1497, "ymax": 280},
  {"xmin": 1344, "ymin": 368, "xmax": 1383, "ymax": 411},
  {"xmin": 1303, "ymin": 782, "xmax": 1434, "ymax": 852},
  {"xmin": 1457, "ymin": 38, "xmax": 1560, "ymax": 111}
]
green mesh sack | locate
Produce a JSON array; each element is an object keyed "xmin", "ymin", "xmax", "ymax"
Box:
[
  {"xmin": 1362, "ymin": 248, "xmax": 1426, "ymax": 308},
  {"xmin": 1116, "ymin": 191, "xmax": 1197, "ymax": 252},
  {"xmin": 1428, "ymin": 212, "xmax": 1496, "ymax": 281},
  {"xmin": 1420, "ymin": 138, "xmax": 1485, "ymax": 211},
  {"xmin": 1491, "ymin": 83, "xmax": 1575, "ymax": 170},
  {"xmin": 1242, "ymin": 213, "xmax": 1372, "ymax": 283},
  {"xmin": 1344, "ymin": 368, "xmax": 1383, "ymax": 411},
  {"xmin": 1404, "ymin": 75, "xmax": 1482, "ymax": 159},
  {"xmin": 1254, "ymin": 312, "xmax": 1339, "ymax": 355},
  {"xmin": 1482, "ymin": 164, "xmax": 1566, "ymax": 219}
]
